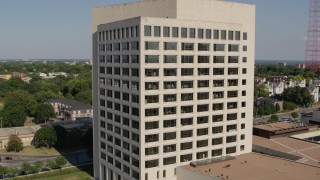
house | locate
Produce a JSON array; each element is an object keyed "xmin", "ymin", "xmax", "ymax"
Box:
[
  {"xmin": 254, "ymin": 77, "xmax": 266, "ymax": 84},
  {"xmin": 46, "ymin": 99, "xmax": 93, "ymax": 121},
  {"xmin": 267, "ymin": 81, "xmax": 285, "ymax": 96},
  {"xmin": 11, "ymin": 72, "xmax": 31, "ymax": 83},
  {"xmin": 285, "ymin": 79, "xmax": 306, "ymax": 88},
  {"xmin": 269, "ymin": 75, "xmax": 287, "ymax": 83},
  {"xmin": 254, "ymin": 98, "xmax": 283, "ymax": 111},
  {"xmin": 0, "ymin": 74, "xmax": 11, "ymax": 80},
  {"xmin": 308, "ymin": 86, "xmax": 319, "ymax": 102}
]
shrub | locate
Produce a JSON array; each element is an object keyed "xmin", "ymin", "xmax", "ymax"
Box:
[
  {"xmin": 269, "ymin": 115, "xmax": 279, "ymax": 122},
  {"xmin": 291, "ymin": 112, "xmax": 299, "ymax": 118}
]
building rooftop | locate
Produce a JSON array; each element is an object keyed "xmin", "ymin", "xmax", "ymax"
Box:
[
  {"xmin": 181, "ymin": 153, "xmax": 320, "ymax": 180},
  {"xmin": 254, "ymin": 122, "xmax": 310, "ymax": 132},
  {"xmin": 46, "ymin": 99, "xmax": 92, "ymax": 111},
  {"xmin": 253, "ymin": 135, "xmax": 320, "ymax": 167}
]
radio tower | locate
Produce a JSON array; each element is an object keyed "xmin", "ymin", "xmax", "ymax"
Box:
[{"xmin": 305, "ymin": 0, "xmax": 320, "ymax": 72}]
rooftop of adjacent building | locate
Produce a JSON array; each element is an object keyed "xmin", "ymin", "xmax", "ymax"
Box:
[
  {"xmin": 0, "ymin": 125, "xmax": 41, "ymax": 138},
  {"xmin": 291, "ymin": 131, "xmax": 320, "ymax": 140},
  {"xmin": 180, "ymin": 153, "xmax": 320, "ymax": 180},
  {"xmin": 253, "ymin": 121, "xmax": 313, "ymax": 132},
  {"xmin": 46, "ymin": 99, "xmax": 92, "ymax": 111},
  {"xmin": 253, "ymin": 135, "xmax": 320, "ymax": 167}
]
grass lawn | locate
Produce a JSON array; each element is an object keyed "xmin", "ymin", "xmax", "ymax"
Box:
[
  {"xmin": 0, "ymin": 146, "xmax": 60, "ymax": 156},
  {"xmin": 36, "ymin": 171, "xmax": 93, "ymax": 180},
  {"xmin": 11, "ymin": 164, "xmax": 93, "ymax": 180}
]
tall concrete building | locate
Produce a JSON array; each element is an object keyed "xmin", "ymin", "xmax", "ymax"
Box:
[{"xmin": 92, "ymin": 0, "xmax": 255, "ymax": 179}]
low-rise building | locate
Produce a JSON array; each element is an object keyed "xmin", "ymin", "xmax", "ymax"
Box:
[
  {"xmin": 285, "ymin": 79, "xmax": 306, "ymax": 88},
  {"xmin": 269, "ymin": 75, "xmax": 287, "ymax": 83},
  {"xmin": 177, "ymin": 153, "xmax": 320, "ymax": 180},
  {"xmin": 0, "ymin": 74, "xmax": 11, "ymax": 80},
  {"xmin": 309, "ymin": 86, "xmax": 319, "ymax": 103},
  {"xmin": 267, "ymin": 81, "xmax": 285, "ymax": 96},
  {"xmin": 254, "ymin": 98, "xmax": 283, "ymax": 111},
  {"xmin": 46, "ymin": 99, "xmax": 93, "ymax": 121},
  {"xmin": 253, "ymin": 122, "xmax": 317, "ymax": 139},
  {"xmin": 278, "ymin": 61, "xmax": 287, "ymax": 67},
  {"xmin": 254, "ymin": 77, "xmax": 266, "ymax": 84},
  {"xmin": 0, "ymin": 125, "xmax": 41, "ymax": 149},
  {"xmin": 297, "ymin": 63, "xmax": 306, "ymax": 69}
]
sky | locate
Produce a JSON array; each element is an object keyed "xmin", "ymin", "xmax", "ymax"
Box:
[{"xmin": 0, "ymin": 0, "xmax": 309, "ymax": 61}]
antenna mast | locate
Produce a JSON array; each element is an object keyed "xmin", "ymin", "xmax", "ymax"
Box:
[{"xmin": 305, "ymin": 0, "xmax": 320, "ymax": 72}]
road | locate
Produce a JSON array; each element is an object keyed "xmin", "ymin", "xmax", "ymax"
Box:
[
  {"xmin": 0, "ymin": 150, "xmax": 92, "ymax": 168},
  {"xmin": 253, "ymin": 104, "xmax": 320, "ymax": 124}
]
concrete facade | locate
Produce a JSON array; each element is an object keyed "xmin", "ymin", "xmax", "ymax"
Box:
[
  {"xmin": 93, "ymin": 0, "xmax": 255, "ymax": 180},
  {"xmin": 0, "ymin": 125, "xmax": 41, "ymax": 149}
]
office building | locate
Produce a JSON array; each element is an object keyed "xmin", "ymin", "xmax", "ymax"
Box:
[{"xmin": 92, "ymin": 0, "xmax": 255, "ymax": 179}]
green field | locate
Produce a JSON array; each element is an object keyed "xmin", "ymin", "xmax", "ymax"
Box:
[
  {"xmin": 0, "ymin": 146, "xmax": 60, "ymax": 156},
  {"xmin": 11, "ymin": 164, "xmax": 93, "ymax": 180}
]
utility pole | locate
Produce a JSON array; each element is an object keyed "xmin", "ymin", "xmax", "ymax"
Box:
[{"xmin": 1, "ymin": 117, "xmax": 2, "ymax": 129}]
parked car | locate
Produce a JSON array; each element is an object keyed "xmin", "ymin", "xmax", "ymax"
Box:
[{"xmin": 5, "ymin": 156, "xmax": 13, "ymax": 160}]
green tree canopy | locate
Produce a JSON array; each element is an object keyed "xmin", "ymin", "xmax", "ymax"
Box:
[
  {"xmin": 1, "ymin": 106, "xmax": 26, "ymax": 127},
  {"xmin": 254, "ymin": 84, "xmax": 269, "ymax": 98},
  {"xmin": 275, "ymin": 103, "xmax": 281, "ymax": 112},
  {"xmin": 55, "ymin": 157, "xmax": 67, "ymax": 168},
  {"xmin": 4, "ymin": 90, "xmax": 37, "ymax": 116},
  {"xmin": 283, "ymin": 101, "xmax": 297, "ymax": 110},
  {"xmin": 34, "ymin": 126, "xmax": 57, "ymax": 148},
  {"xmin": 291, "ymin": 112, "xmax": 299, "ymax": 118},
  {"xmin": 282, "ymin": 87, "xmax": 314, "ymax": 107},
  {"xmin": 0, "ymin": 165, "xmax": 8, "ymax": 177},
  {"xmin": 34, "ymin": 90, "xmax": 63, "ymax": 103},
  {"xmin": 22, "ymin": 162, "xmax": 33, "ymax": 175},
  {"xmin": 269, "ymin": 115, "xmax": 279, "ymax": 123},
  {"xmin": 34, "ymin": 103, "xmax": 56, "ymax": 124},
  {"xmin": 32, "ymin": 161, "xmax": 44, "ymax": 173},
  {"xmin": 46, "ymin": 160, "xmax": 57, "ymax": 170},
  {"xmin": 6, "ymin": 134, "xmax": 23, "ymax": 152}
]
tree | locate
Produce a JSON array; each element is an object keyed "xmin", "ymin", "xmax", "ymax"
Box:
[
  {"xmin": 74, "ymin": 89, "xmax": 92, "ymax": 105},
  {"xmin": 1, "ymin": 106, "xmax": 26, "ymax": 127},
  {"xmin": 254, "ymin": 84, "xmax": 269, "ymax": 98},
  {"xmin": 34, "ymin": 90, "xmax": 63, "ymax": 103},
  {"xmin": 282, "ymin": 86, "xmax": 314, "ymax": 107},
  {"xmin": 7, "ymin": 167, "xmax": 19, "ymax": 178},
  {"xmin": 291, "ymin": 112, "xmax": 299, "ymax": 119},
  {"xmin": 283, "ymin": 101, "xmax": 297, "ymax": 111},
  {"xmin": 6, "ymin": 134, "xmax": 23, "ymax": 152},
  {"xmin": 258, "ymin": 108, "xmax": 265, "ymax": 116},
  {"xmin": 55, "ymin": 157, "xmax": 67, "ymax": 168},
  {"xmin": 269, "ymin": 115, "xmax": 279, "ymax": 123},
  {"xmin": 22, "ymin": 162, "xmax": 33, "ymax": 175},
  {"xmin": 34, "ymin": 103, "xmax": 56, "ymax": 124},
  {"xmin": 34, "ymin": 126, "xmax": 57, "ymax": 148},
  {"xmin": 0, "ymin": 165, "xmax": 8, "ymax": 178},
  {"xmin": 275, "ymin": 103, "xmax": 281, "ymax": 112},
  {"xmin": 33, "ymin": 161, "xmax": 44, "ymax": 173},
  {"xmin": 4, "ymin": 90, "xmax": 37, "ymax": 116},
  {"xmin": 264, "ymin": 105, "xmax": 272, "ymax": 115},
  {"xmin": 46, "ymin": 160, "xmax": 57, "ymax": 170}
]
